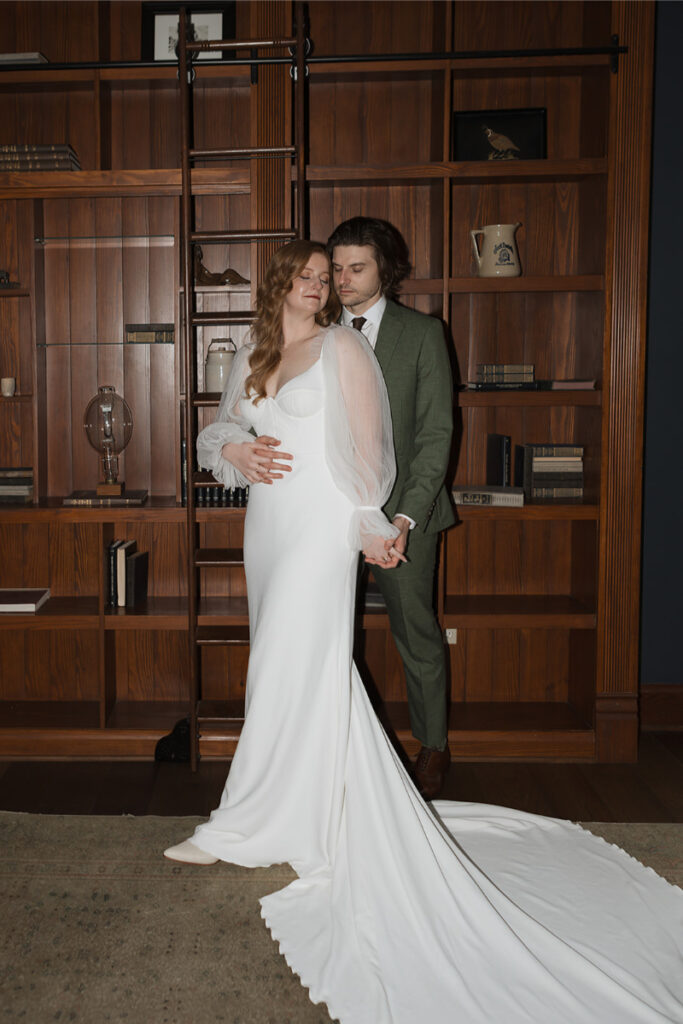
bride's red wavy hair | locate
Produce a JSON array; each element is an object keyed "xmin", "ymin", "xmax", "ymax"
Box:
[{"xmin": 246, "ymin": 240, "xmax": 341, "ymax": 401}]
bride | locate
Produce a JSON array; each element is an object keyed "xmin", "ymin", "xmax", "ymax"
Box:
[{"xmin": 165, "ymin": 240, "xmax": 683, "ymax": 1024}]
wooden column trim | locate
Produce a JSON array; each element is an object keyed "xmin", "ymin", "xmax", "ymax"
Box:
[{"xmin": 596, "ymin": 0, "xmax": 655, "ymax": 759}]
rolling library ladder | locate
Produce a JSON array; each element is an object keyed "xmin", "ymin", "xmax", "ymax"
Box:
[{"xmin": 177, "ymin": 4, "xmax": 307, "ymax": 768}]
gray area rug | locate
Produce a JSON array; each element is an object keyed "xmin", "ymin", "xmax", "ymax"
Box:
[{"xmin": 1, "ymin": 813, "xmax": 681, "ymax": 1024}]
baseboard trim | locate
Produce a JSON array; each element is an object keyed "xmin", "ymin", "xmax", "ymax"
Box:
[{"xmin": 640, "ymin": 684, "xmax": 683, "ymax": 730}]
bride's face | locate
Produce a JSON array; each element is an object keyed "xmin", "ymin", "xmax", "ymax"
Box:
[{"xmin": 285, "ymin": 253, "xmax": 331, "ymax": 316}]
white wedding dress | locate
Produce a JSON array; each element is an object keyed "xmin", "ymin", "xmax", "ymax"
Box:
[{"xmin": 191, "ymin": 326, "xmax": 683, "ymax": 1024}]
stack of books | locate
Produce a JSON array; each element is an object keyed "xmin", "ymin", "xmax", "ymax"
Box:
[
  {"xmin": 0, "ymin": 144, "xmax": 82, "ymax": 172},
  {"xmin": 106, "ymin": 540, "xmax": 149, "ymax": 608},
  {"xmin": 466, "ymin": 363, "xmax": 536, "ymax": 390},
  {"xmin": 517, "ymin": 443, "xmax": 584, "ymax": 502},
  {"xmin": 0, "ymin": 466, "xmax": 34, "ymax": 504}
]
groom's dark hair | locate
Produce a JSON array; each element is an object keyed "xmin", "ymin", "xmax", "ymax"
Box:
[{"xmin": 327, "ymin": 217, "xmax": 411, "ymax": 300}]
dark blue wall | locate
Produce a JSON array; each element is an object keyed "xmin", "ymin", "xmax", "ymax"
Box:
[{"xmin": 640, "ymin": 0, "xmax": 683, "ymax": 686}]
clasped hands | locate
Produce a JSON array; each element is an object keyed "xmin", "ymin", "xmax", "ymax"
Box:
[
  {"xmin": 221, "ymin": 436, "xmax": 292, "ymax": 484},
  {"xmin": 363, "ymin": 516, "xmax": 409, "ymax": 571}
]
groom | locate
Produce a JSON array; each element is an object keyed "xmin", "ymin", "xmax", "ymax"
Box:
[{"xmin": 327, "ymin": 217, "xmax": 455, "ymax": 799}]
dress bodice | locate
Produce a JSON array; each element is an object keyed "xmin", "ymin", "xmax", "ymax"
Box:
[{"xmin": 239, "ymin": 356, "xmax": 324, "ymax": 455}]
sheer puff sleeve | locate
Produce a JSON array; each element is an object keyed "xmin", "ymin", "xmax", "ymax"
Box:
[
  {"xmin": 196, "ymin": 343, "xmax": 255, "ymax": 490},
  {"xmin": 321, "ymin": 325, "xmax": 399, "ymax": 551}
]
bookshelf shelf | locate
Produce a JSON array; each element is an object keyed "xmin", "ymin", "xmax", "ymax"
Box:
[
  {"xmin": 452, "ymin": 504, "xmax": 599, "ymax": 520},
  {"xmin": 306, "ymin": 158, "xmax": 606, "ymax": 186},
  {"xmin": 0, "ymin": 596, "xmax": 99, "ymax": 629},
  {"xmin": 0, "ymin": 700, "xmax": 100, "ymax": 729},
  {"xmin": 449, "ymin": 276, "xmax": 604, "ymax": 293},
  {"xmin": 0, "ymin": 168, "xmax": 250, "ymax": 199},
  {"xmin": 104, "ymin": 598, "xmax": 189, "ymax": 629},
  {"xmin": 442, "ymin": 595, "xmax": 596, "ymax": 628},
  {"xmin": 457, "ymin": 390, "xmax": 601, "ymax": 406}
]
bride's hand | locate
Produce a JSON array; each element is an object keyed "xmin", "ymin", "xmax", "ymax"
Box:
[
  {"xmin": 221, "ymin": 436, "xmax": 293, "ymax": 484},
  {"xmin": 362, "ymin": 534, "xmax": 407, "ymax": 568}
]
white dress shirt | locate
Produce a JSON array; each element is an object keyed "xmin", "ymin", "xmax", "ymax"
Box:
[{"xmin": 342, "ymin": 297, "xmax": 415, "ymax": 530}]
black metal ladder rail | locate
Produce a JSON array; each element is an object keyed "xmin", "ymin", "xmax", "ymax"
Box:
[{"xmin": 178, "ymin": 4, "xmax": 307, "ymax": 769}]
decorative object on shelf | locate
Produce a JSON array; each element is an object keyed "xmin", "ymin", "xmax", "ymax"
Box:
[
  {"xmin": 205, "ymin": 338, "xmax": 236, "ymax": 392},
  {"xmin": 452, "ymin": 108, "xmax": 546, "ymax": 161},
  {"xmin": 470, "ymin": 223, "xmax": 521, "ymax": 278},
  {"xmin": 1, "ymin": 377, "xmax": 16, "ymax": 397},
  {"xmin": 125, "ymin": 323, "xmax": 174, "ymax": 344},
  {"xmin": 0, "ymin": 270, "xmax": 20, "ymax": 289},
  {"xmin": 83, "ymin": 385, "xmax": 134, "ymax": 497},
  {"xmin": 193, "ymin": 246, "xmax": 249, "ymax": 287},
  {"xmin": 0, "ymin": 588, "xmax": 50, "ymax": 613},
  {"xmin": 141, "ymin": 2, "xmax": 236, "ymax": 62}
]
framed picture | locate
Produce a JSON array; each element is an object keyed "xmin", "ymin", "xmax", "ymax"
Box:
[
  {"xmin": 141, "ymin": 2, "xmax": 236, "ymax": 62},
  {"xmin": 452, "ymin": 108, "xmax": 547, "ymax": 162}
]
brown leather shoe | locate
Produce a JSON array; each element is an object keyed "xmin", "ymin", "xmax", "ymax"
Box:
[{"xmin": 413, "ymin": 744, "xmax": 450, "ymax": 800}]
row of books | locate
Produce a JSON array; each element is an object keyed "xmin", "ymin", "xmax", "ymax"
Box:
[
  {"xmin": 453, "ymin": 439, "xmax": 585, "ymax": 506},
  {"xmin": 0, "ymin": 466, "xmax": 33, "ymax": 504},
  {"xmin": 193, "ymin": 485, "xmax": 249, "ymax": 507},
  {"xmin": 0, "ymin": 144, "xmax": 82, "ymax": 171},
  {"xmin": 464, "ymin": 363, "xmax": 596, "ymax": 392},
  {"xmin": 107, "ymin": 540, "xmax": 149, "ymax": 608}
]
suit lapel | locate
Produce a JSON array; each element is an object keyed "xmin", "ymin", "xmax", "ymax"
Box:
[{"xmin": 374, "ymin": 300, "xmax": 405, "ymax": 377}]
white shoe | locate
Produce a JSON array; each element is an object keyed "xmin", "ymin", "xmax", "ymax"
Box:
[{"xmin": 163, "ymin": 838, "xmax": 219, "ymax": 865}]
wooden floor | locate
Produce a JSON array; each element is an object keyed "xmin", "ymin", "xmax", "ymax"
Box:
[{"xmin": 1, "ymin": 731, "xmax": 682, "ymax": 822}]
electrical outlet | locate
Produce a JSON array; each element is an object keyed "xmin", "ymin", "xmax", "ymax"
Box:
[{"xmin": 444, "ymin": 628, "xmax": 458, "ymax": 645}]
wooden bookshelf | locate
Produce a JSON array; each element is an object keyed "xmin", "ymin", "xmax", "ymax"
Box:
[{"xmin": 0, "ymin": 0, "xmax": 654, "ymax": 762}]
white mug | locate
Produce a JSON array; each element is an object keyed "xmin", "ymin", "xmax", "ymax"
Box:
[{"xmin": 1, "ymin": 377, "xmax": 15, "ymax": 397}]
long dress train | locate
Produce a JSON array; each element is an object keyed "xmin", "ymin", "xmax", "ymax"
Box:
[{"xmin": 193, "ymin": 327, "xmax": 683, "ymax": 1024}]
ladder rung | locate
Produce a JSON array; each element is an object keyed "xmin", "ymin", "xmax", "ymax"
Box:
[
  {"xmin": 196, "ymin": 626, "xmax": 250, "ymax": 646},
  {"xmin": 186, "ymin": 36, "xmax": 296, "ymax": 53},
  {"xmin": 190, "ymin": 146, "xmax": 295, "ymax": 160},
  {"xmin": 195, "ymin": 547, "xmax": 244, "ymax": 567},
  {"xmin": 191, "ymin": 311, "xmax": 257, "ymax": 326},
  {"xmin": 191, "ymin": 229, "xmax": 296, "ymax": 244},
  {"xmin": 197, "ymin": 699, "xmax": 245, "ymax": 723},
  {"xmin": 192, "ymin": 392, "xmax": 222, "ymax": 407}
]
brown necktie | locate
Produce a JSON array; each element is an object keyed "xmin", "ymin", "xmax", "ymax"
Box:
[{"xmin": 351, "ymin": 316, "xmax": 366, "ymax": 333}]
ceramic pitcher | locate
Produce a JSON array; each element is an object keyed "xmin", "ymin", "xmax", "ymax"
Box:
[
  {"xmin": 470, "ymin": 223, "xmax": 521, "ymax": 277},
  {"xmin": 205, "ymin": 338, "xmax": 236, "ymax": 392}
]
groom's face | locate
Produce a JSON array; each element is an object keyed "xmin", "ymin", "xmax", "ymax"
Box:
[{"xmin": 331, "ymin": 245, "xmax": 382, "ymax": 315}]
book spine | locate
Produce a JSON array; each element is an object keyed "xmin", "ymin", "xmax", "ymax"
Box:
[
  {"xmin": 107, "ymin": 542, "xmax": 119, "ymax": 607},
  {"xmin": 531, "ymin": 473, "xmax": 584, "ymax": 485},
  {"xmin": 531, "ymin": 486, "xmax": 584, "ymax": 498},
  {"xmin": 525, "ymin": 444, "xmax": 584, "ymax": 457}
]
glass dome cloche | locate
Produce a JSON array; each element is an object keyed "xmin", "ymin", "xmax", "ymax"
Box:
[{"xmin": 83, "ymin": 385, "xmax": 133, "ymax": 496}]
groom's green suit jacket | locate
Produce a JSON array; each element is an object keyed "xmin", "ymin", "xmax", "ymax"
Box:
[{"xmin": 372, "ymin": 299, "xmax": 455, "ymax": 535}]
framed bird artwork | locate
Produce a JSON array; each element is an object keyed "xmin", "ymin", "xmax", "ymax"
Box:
[{"xmin": 452, "ymin": 108, "xmax": 547, "ymax": 162}]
